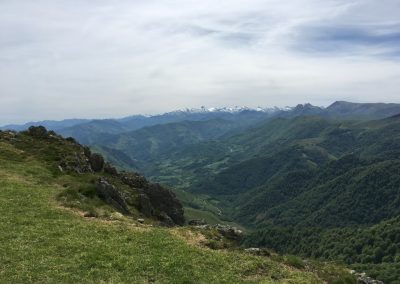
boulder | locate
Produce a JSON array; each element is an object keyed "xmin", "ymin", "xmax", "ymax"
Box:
[
  {"xmin": 90, "ymin": 153, "xmax": 104, "ymax": 172},
  {"xmin": 145, "ymin": 183, "xmax": 185, "ymax": 226},
  {"xmin": 96, "ymin": 178, "xmax": 129, "ymax": 214},
  {"xmin": 214, "ymin": 224, "xmax": 243, "ymax": 241},
  {"xmin": 104, "ymin": 163, "xmax": 118, "ymax": 175},
  {"xmin": 120, "ymin": 172, "xmax": 148, "ymax": 188}
]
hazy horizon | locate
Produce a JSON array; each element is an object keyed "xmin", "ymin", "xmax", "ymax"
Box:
[
  {"xmin": 1, "ymin": 0, "xmax": 400, "ymax": 124},
  {"xmin": 2, "ymin": 100, "xmax": 400, "ymax": 126}
]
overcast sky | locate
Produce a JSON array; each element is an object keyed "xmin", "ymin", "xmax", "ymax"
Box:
[{"xmin": 1, "ymin": 0, "xmax": 400, "ymax": 124}]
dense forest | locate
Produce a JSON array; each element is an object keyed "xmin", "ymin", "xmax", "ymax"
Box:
[{"xmin": 243, "ymin": 217, "xmax": 400, "ymax": 283}]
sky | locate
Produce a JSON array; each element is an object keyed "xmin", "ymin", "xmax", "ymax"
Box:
[{"xmin": 1, "ymin": 0, "xmax": 400, "ymax": 124}]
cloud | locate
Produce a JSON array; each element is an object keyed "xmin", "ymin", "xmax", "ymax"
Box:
[
  {"xmin": 293, "ymin": 23, "xmax": 400, "ymax": 57},
  {"xmin": 0, "ymin": 0, "xmax": 400, "ymax": 124}
]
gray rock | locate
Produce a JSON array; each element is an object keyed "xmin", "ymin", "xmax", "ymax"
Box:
[
  {"xmin": 352, "ymin": 271, "xmax": 383, "ymax": 284},
  {"xmin": 214, "ymin": 224, "xmax": 243, "ymax": 241},
  {"xmin": 357, "ymin": 276, "xmax": 383, "ymax": 284},
  {"xmin": 96, "ymin": 178, "xmax": 129, "ymax": 214},
  {"xmin": 90, "ymin": 153, "xmax": 104, "ymax": 172},
  {"xmin": 58, "ymin": 151, "xmax": 92, "ymax": 174},
  {"xmin": 120, "ymin": 172, "xmax": 148, "ymax": 188},
  {"xmin": 193, "ymin": 224, "xmax": 243, "ymax": 241},
  {"xmin": 145, "ymin": 183, "xmax": 185, "ymax": 226},
  {"xmin": 138, "ymin": 193, "xmax": 153, "ymax": 217},
  {"xmin": 104, "ymin": 163, "xmax": 118, "ymax": 175}
]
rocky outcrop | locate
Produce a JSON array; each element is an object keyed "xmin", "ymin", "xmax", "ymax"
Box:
[
  {"xmin": 213, "ymin": 224, "xmax": 243, "ymax": 241},
  {"xmin": 90, "ymin": 153, "xmax": 104, "ymax": 172},
  {"xmin": 194, "ymin": 224, "xmax": 243, "ymax": 241},
  {"xmin": 20, "ymin": 126, "xmax": 185, "ymax": 226},
  {"xmin": 96, "ymin": 178, "xmax": 129, "ymax": 214},
  {"xmin": 144, "ymin": 183, "xmax": 185, "ymax": 226},
  {"xmin": 350, "ymin": 271, "xmax": 383, "ymax": 284},
  {"xmin": 59, "ymin": 151, "xmax": 93, "ymax": 173},
  {"xmin": 120, "ymin": 172, "xmax": 148, "ymax": 188},
  {"xmin": 104, "ymin": 163, "xmax": 118, "ymax": 175},
  {"xmin": 158, "ymin": 211, "xmax": 176, "ymax": 227},
  {"xmin": 138, "ymin": 193, "xmax": 153, "ymax": 217}
]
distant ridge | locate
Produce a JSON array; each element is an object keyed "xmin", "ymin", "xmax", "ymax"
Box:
[
  {"xmin": 2, "ymin": 101, "xmax": 400, "ymax": 136},
  {"xmin": 324, "ymin": 101, "xmax": 400, "ymax": 120}
]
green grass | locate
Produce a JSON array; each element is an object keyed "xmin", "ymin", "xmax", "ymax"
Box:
[{"xmin": 0, "ymin": 141, "xmax": 340, "ymax": 283}]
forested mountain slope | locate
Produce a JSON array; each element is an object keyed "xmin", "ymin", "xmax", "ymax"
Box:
[{"xmin": 107, "ymin": 114, "xmax": 400, "ymax": 283}]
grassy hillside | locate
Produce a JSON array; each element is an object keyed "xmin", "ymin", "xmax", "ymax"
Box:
[{"xmin": 0, "ymin": 129, "xmax": 355, "ymax": 283}]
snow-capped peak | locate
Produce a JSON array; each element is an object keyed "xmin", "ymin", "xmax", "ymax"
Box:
[{"xmin": 171, "ymin": 106, "xmax": 288, "ymax": 114}]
